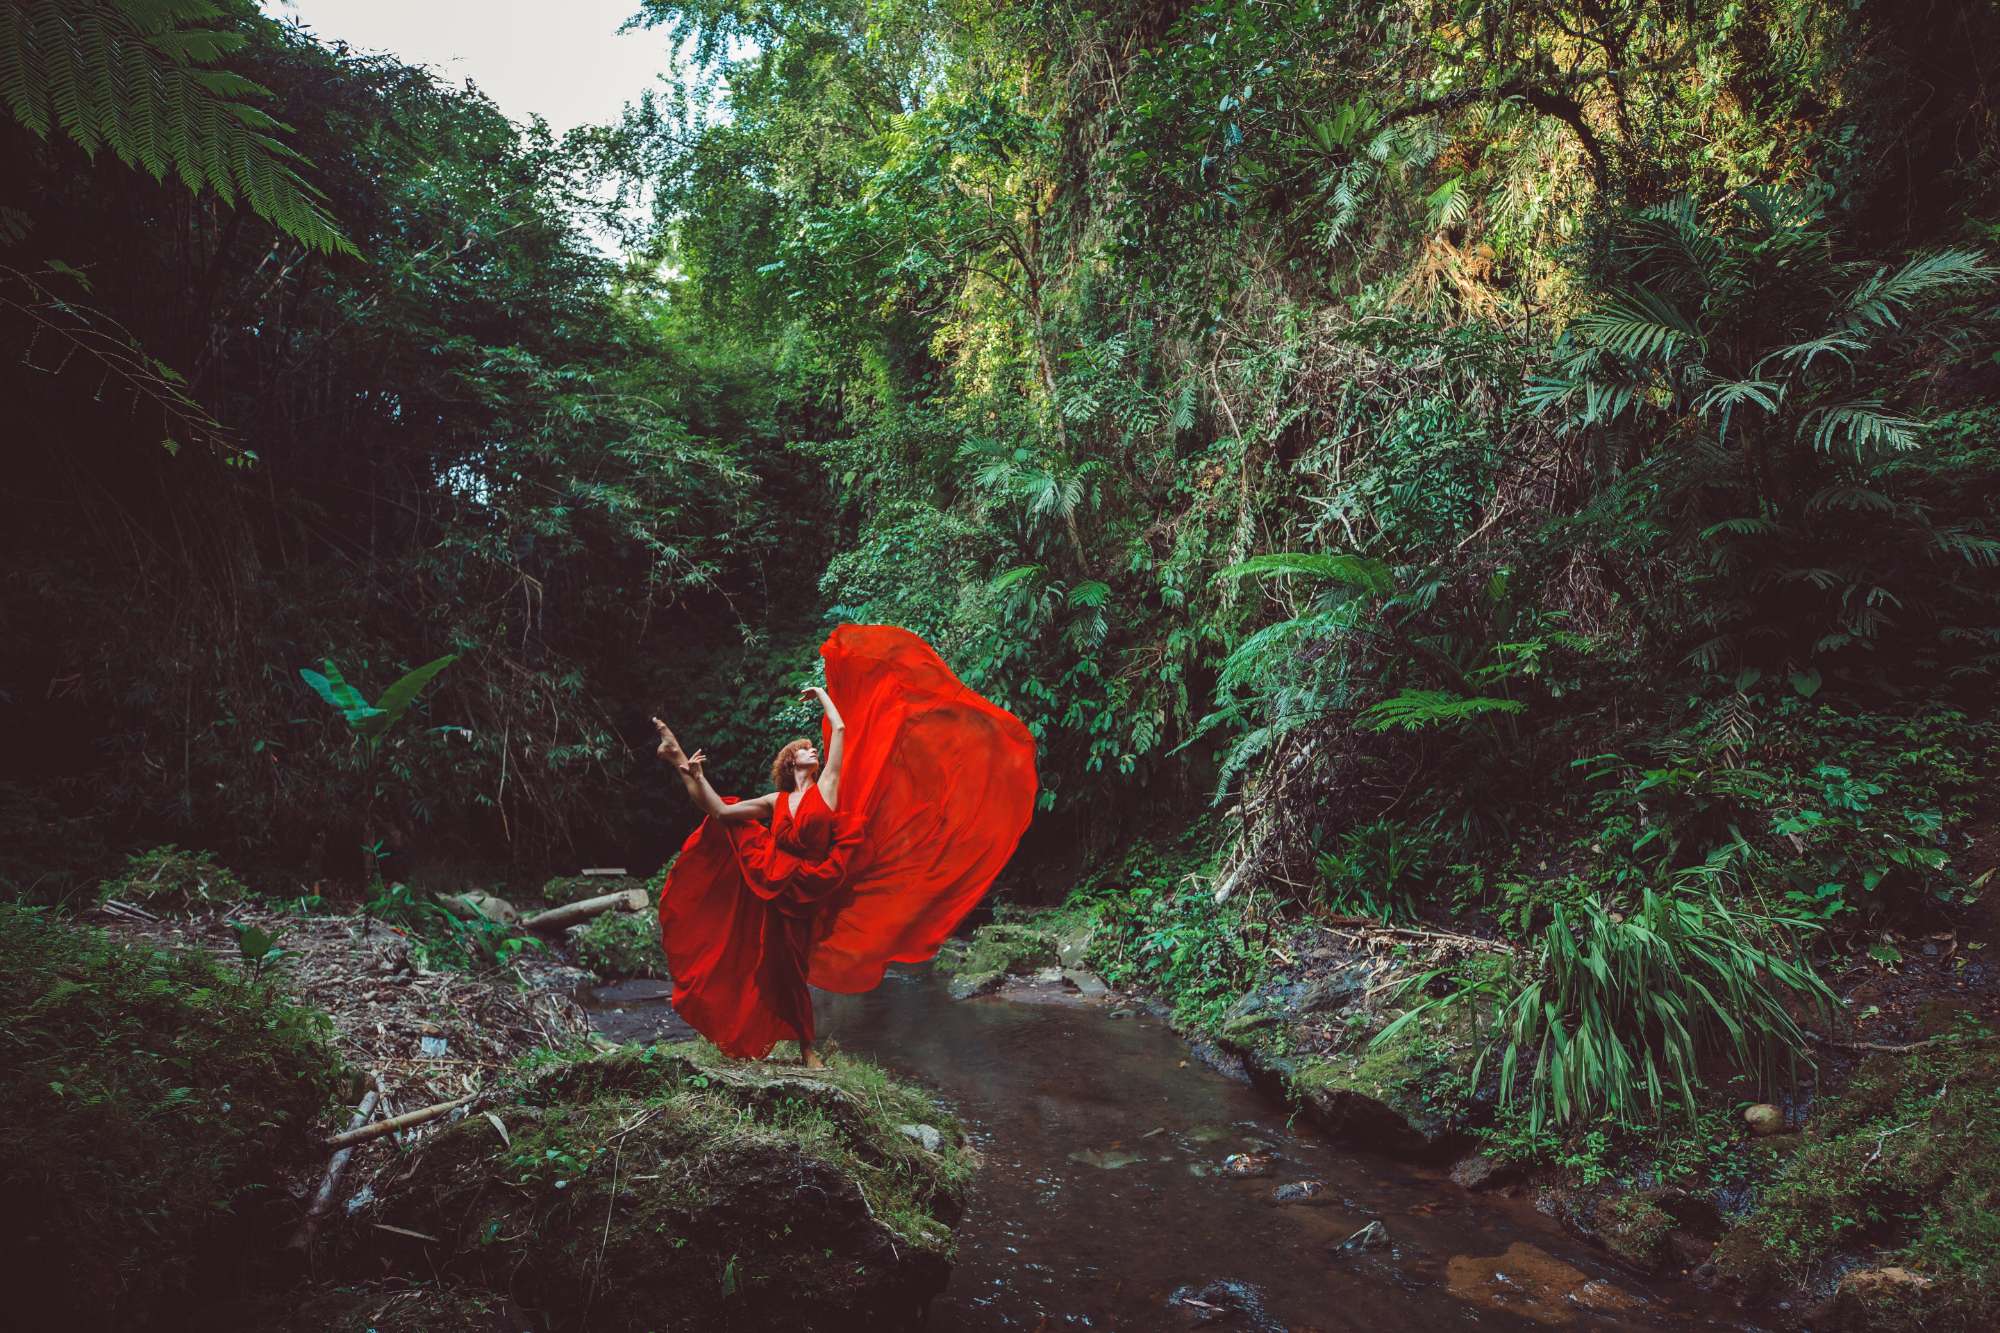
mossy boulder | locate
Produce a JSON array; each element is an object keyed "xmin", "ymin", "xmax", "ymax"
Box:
[
  {"xmin": 572, "ymin": 908, "xmax": 668, "ymax": 981},
  {"xmin": 543, "ymin": 873, "xmax": 649, "ymax": 907},
  {"xmin": 97, "ymin": 843, "xmax": 251, "ymax": 909},
  {"xmin": 1713, "ymin": 1030, "xmax": 2000, "ymax": 1329},
  {"xmin": 1593, "ymin": 1194, "xmax": 1677, "ymax": 1273},
  {"xmin": 1288, "ymin": 1021, "xmax": 1476, "ymax": 1160},
  {"xmin": 0, "ymin": 905, "xmax": 343, "ymax": 1327},
  {"xmin": 352, "ymin": 1044, "xmax": 972, "ymax": 1331},
  {"xmin": 938, "ymin": 922, "xmax": 1060, "ymax": 999}
]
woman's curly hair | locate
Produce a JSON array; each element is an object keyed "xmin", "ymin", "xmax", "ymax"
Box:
[{"xmin": 769, "ymin": 737, "xmax": 818, "ymax": 792}]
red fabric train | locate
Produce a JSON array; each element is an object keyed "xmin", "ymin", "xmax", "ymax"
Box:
[{"xmin": 657, "ymin": 623, "xmax": 1039, "ymax": 1058}]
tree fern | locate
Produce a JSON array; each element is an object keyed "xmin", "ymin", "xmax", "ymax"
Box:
[{"xmin": 0, "ymin": 0, "xmax": 353, "ymax": 254}]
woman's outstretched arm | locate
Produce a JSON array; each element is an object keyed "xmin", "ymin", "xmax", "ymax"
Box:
[
  {"xmin": 801, "ymin": 687, "xmax": 847, "ymax": 809},
  {"xmin": 653, "ymin": 717, "xmax": 773, "ymax": 824}
]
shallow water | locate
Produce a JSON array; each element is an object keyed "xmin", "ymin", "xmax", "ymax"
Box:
[{"xmin": 579, "ymin": 969, "xmax": 1757, "ymax": 1332}]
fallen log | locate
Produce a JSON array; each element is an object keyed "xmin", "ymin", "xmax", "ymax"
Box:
[
  {"xmin": 326, "ymin": 1092, "xmax": 476, "ymax": 1150},
  {"xmin": 522, "ymin": 888, "xmax": 649, "ymax": 933}
]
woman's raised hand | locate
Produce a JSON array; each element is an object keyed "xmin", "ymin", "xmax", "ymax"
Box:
[
  {"xmin": 651, "ymin": 715, "xmax": 686, "ymax": 764},
  {"xmin": 680, "ymin": 748, "xmax": 707, "ymax": 779},
  {"xmin": 798, "ymin": 686, "xmax": 831, "ymax": 712}
]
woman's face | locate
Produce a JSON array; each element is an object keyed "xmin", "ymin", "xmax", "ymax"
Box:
[{"xmin": 793, "ymin": 744, "xmax": 821, "ymax": 775}]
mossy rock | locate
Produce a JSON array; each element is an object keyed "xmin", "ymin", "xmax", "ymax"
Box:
[
  {"xmin": 572, "ymin": 908, "xmax": 668, "ymax": 981},
  {"xmin": 351, "ymin": 1044, "xmax": 972, "ymax": 1331},
  {"xmin": 938, "ymin": 923, "xmax": 1059, "ymax": 999},
  {"xmin": 1289, "ymin": 1021, "xmax": 1476, "ymax": 1160},
  {"xmin": 1713, "ymin": 1030, "xmax": 2000, "ymax": 1329},
  {"xmin": 97, "ymin": 843, "xmax": 251, "ymax": 909},
  {"xmin": 0, "ymin": 904, "xmax": 342, "ymax": 1328},
  {"xmin": 1593, "ymin": 1194, "xmax": 1676, "ymax": 1273},
  {"xmin": 543, "ymin": 873, "xmax": 648, "ymax": 907}
]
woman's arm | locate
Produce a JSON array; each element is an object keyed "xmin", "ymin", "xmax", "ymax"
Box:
[
  {"xmin": 653, "ymin": 717, "xmax": 773, "ymax": 824},
  {"xmin": 801, "ymin": 687, "xmax": 847, "ymax": 809}
]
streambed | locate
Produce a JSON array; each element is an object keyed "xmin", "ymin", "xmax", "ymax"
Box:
[{"xmin": 578, "ymin": 969, "xmax": 1756, "ymax": 1332}]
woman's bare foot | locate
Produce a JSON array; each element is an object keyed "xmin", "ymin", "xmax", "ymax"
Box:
[{"xmin": 800, "ymin": 1044, "xmax": 826, "ymax": 1070}]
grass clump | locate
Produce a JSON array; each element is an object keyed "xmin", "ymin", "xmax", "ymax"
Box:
[
  {"xmin": 98, "ymin": 844, "xmax": 251, "ymax": 908},
  {"xmin": 0, "ymin": 904, "xmax": 342, "ymax": 1327},
  {"xmin": 571, "ymin": 908, "xmax": 666, "ymax": 980},
  {"xmin": 1379, "ymin": 888, "xmax": 1836, "ymax": 1132}
]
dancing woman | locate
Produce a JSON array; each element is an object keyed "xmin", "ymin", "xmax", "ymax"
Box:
[{"xmin": 651, "ymin": 623, "xmax": 1039, "ymax": 1065}]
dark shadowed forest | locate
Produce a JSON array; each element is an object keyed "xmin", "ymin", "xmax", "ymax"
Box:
[{"xmin": 3, "ymin": 1, "xmax": 1998, "ymax": 1330}]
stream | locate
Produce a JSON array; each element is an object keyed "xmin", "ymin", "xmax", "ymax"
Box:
[{"xmin": 579, "ymin": 969, "xmax": 1756, "ymax": 1332}]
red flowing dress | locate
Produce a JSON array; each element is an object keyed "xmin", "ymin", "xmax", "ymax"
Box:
[{"xmin": 657, "ymin": 623, "xmax": 1039, "ymax": 1058}]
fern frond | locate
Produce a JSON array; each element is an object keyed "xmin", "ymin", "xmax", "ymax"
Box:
[
  {"xmin": 1839, "ymin": 248, "xmax": 1995, "ymax": 332},
  {"xmin": 0, "ymin": 0, "xmax": 354, "ymax": 254},
  {"xmin": 1358, "ymin": 689, "xmax": 1524, "ymax": 733},
  {"xmin": 1217, "ymin": 551, "xmax": 1395, "ymax": 595},
  {"xmin": 1802, "ymin": 400, "xmax": 1922, "ymax": 454},
  {"xmin": 1699, "ymin": 517, "xmax": 1777, "ymax": 539},
  {"xmin": 1572, "ymin": 285, "xmax": 1701, "ymax": 362},
  {"xmin": 1803, "ymin": 484, "xmax": 1895, "ymax": 514}
]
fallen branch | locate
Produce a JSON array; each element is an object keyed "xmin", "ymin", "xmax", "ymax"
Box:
[
  {"xmin": 372, "ymin": 1222, "xmax": 442, "ymax": 1243},
  {"xmin": 522, "ymin": 889, "xmax": 649, "ymax": 933},
  {"xmin": 1324, "ymin": 919, "xmax": 1516, "ymax": 954},
  {"xmin": 1806, "ymin": 1030, "xmax": 2000, "ymax": 1054},
  {"xmin": 99, "ymin": 898, "xmax": 160, "ymax": 922},
  {"xmin": 326, "ymin": 1092, "xmax": 476, "ymax": 1149},
  {"xmin": 291, "ymin": 1084, "xmax": 381, "ymax": 1251}
]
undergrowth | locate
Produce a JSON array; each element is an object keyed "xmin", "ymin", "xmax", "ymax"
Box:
[{"xmin": 0, "ymin": 904, "xmax": 342, "ymax": 1326}]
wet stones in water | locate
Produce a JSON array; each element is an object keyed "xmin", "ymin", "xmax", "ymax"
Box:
[
  {"xmin": 1069, "ymin": 1147, "xmax": 1147, "ymax": 1170},
  {"xmin": 1445, "ymin": 1241, "xmax": 1642, "ymax": 1323},
  {"xmin": 1063, "ymin": 967, "xmax": 1109, "ymax": 997},
  {"xmin": 1448, "ymin": 1151, "xmax": 1523, "ymax": 1192},
  {"xmin": 1221, "ymin": 1153, "xmax": 1274, "ymax": 1178},
  {"xmin": 1337, "ymin": 1220, "xmax": 1390, "ymax": 1253},
  {"xmin": 1270, "ymin": 1179, "xmax": 1333, "ymax": 1206},
  {"xmin": 1167, "ymin": 1279, "xmax": 1285, "ymax": 1332}
]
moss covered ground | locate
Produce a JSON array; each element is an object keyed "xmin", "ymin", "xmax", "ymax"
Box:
[
  {"xmin": 0, "ymin": 904, "xmax": 343, "ymax": 1327},
  {"xmin": 357, "ymin": 1042, "xmax": 972, "ymax": 1331},
  {"xmin": 1715, "ymin": 1025, "xmax": 2000, "ymax": 1328}
]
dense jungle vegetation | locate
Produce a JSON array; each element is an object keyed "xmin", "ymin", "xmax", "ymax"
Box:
[{"xmin": 3, "ymin": 0, "xmax": 1999, "ymax": 1325}]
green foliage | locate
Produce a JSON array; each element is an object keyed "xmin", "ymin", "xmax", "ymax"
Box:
[
  {"xmin": 1531, "ymin": 186, "xmax": 1998, "ymax": 675},
  {"xmin": 1314, "ymin": 817, "xmax": 1439, "ymax": 922},
  {"xmin": 299, "ymin": 654, "xmax": 458, "ymax": 752},
  {"xmin": 570, "ymin": 907, "xmax": 665, "ymax": 982},
  {"xmin": 363, "ymin": 881, "xmax": 538, "ymax": 972},
  {"xmin": 96, "ymin": 843, "xmax": 250, "ymax": 907},
  {"xmin": 0, "ymin": 0, "xmax": 351, "ymax": 252},
  {"xmin": 1077, "ymin": 834, "xmax": 1268, "ymax": 1030},
  {"xmin": 0, "ymin": 904, "xmax": 341, "ymax": 1326},
  {"xmin": 1382, "ymin": 890, "xmax": 1837, "ymax": 1132}
]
